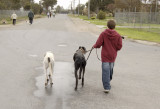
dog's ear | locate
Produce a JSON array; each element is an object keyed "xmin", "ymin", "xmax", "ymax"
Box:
[
  {"xmin": 82, "ymin": 47, "xmax": 86, "ymax": 51},
  {"xmin": 79, "ymin": 46, "xmax": 82, "ymax": 49}
]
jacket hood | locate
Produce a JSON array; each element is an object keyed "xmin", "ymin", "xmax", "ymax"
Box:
[{"xmin": 104, "ymin": 29, "xmax": 119, "ymax": 40}]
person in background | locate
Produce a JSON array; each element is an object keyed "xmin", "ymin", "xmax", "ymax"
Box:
[
  {"xmin": 50, "ymin": 12, "xmax": 52, "ymax": 18},
  {"xmin": 47, "ymin": 12, "xmax": 50, "ymax": 18},
  {"xmin": 92, "ymin": 20, "xmax": 122, "ymax": 93},
  {"xmin": 52, "ymin": 12, "xmax": 55, "ymax": 17},
  {"xmin": 11, "ymin": 12, "xmax": 17, "ymax": 25},
  {"xmin": 28, "ymin": 10, "xmax": 34, "ymax": 24}
]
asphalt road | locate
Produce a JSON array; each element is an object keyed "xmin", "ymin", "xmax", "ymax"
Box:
[{"xmin": 0, "ymin": 14, "xmax": 160, "ymax": 109}]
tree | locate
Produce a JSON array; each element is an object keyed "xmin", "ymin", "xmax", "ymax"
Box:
[
  {"xmin": 39, "ymin": 6, "xmax": 43, "ymax": 14},
  {"xmin": 76, "ymin": 4, "xmax": 85, "ymax": 15},
  {"xmin": 115, "ymin": 0, "xmax": 142, "ymax": 12},
  {"xmin": 24, "ymin": 2, "xmax": 31, "ymax": 10},
  {"xmin": 0, "ymin": 0, "xmax": 21, "ymax": 10},
  {"xmin": 86, "ymin": 0, "xmax": 114, "ymax": 13},
  {"xmin": 31, "ymin": 3, "xmax": 43, "ymax": 14},
  {"xmin": 86, "ymin": 0, "xmax": 98, "ymax": 12},
  {"xmin": 42, "ymin": 0, "xmax": 57, "ymax": 11},
  {"xmin": 106, "ymin": 3, "xmax": 116, "ymax": 16},
  {"xmin": 0, "ymin": 2, "xmax": 6, "ymax": 9},
  {"xmin": 20, "ymin": 0, "xmax": 31, "ymax": 7},
  {"xmin": 56, "ymin": 5, "xmax": 62, "ymax": 13},
  {"xmin": 11, "ymin": 0, "xmax": 21, "ymax": 9},
  {"xmin": 99, "ymin": 0, "xmax": 114, "ymax": 11},
  {"xmin": 149, "ymin": 0, "xmax": 160, "ymax": 12}
]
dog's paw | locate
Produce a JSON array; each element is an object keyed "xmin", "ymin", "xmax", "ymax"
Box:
[
  {"xmin": 45, "ymin": 83, "xmax": 48, "ymax": 86},
  {"xmin": 50, "ymin": 83, "xmax": 53, "ymax": 86},
  {"xmin": 82, "ymin": 83, "xmax": 84, "ymax": 87},
  {"xmin": 75, "ymin": 87, "xmax": 77, "ymax": 91},
  {"xmin": 79, "ymin": 77, "xmax": 81, "ymax": 79},
  {"xmin": 49, "ymin": 75, "xmax": 51, "ymax": 78}
]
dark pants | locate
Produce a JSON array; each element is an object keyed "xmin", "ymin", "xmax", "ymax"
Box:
[
  {"xmin": 13, "ymin": 19, "xmax": 16, "ymax": 25},
  {"xmin": 29, "ymin": 17, "xmax": 33, "ymax": 24}
]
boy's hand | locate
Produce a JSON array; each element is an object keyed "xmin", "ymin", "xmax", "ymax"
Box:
[{"xmin": 121, "ymin": 36, "xmax": 125, "ymax": 39}]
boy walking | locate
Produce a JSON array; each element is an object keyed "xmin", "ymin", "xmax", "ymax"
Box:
[{"xmin": 93, "ymin": 20, "xmax": 122, "ymax": 93}]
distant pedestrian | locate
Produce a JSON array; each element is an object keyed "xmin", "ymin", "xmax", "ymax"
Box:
[
  {"xmin": 92, "ymin": 20, "xmax": 122, "ymax": 93},
  {"xmin": 50, "ymin": 12, "xmax": 52, "ymax": 18},
  {"xmin": 52, "ymin": 12, "xmax": 55, "ymax": 17},
  {"xmin": 47, "ymin": 12, "xmax": 50, "ymax": 18},
  {"xmin": 28, "ymin": 10, "xmax": 34, "ymax": 24},
  {"xmin": 11, "ymin": 12, "xmax": 17, "ymax": 25}
]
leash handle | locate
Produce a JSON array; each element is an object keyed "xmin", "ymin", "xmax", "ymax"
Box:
[{"xmin": 121, "ymin": 36, "xmax": 125, "ymax": 39}]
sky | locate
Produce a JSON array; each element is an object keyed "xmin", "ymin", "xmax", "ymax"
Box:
[{"xmin": 34, "ymin": 0, "xmax": 88, "ymax": 9}]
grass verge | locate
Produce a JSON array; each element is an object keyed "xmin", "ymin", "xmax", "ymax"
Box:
[
  {"xmin": 116, "ymin": 28, "xmax": 160, "ymax": 43},
  {"xmin": 69, "ymin": 14, "xmax": 113, "ymax": 26},
  {"xmin": 69, "ymin": 14, "xmax": 160, "ymax": 43}
]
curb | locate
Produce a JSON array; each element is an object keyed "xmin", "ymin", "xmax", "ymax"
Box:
[{"xmin": 129, "ymin": 39, "xmax": 160, "ymax": 46}]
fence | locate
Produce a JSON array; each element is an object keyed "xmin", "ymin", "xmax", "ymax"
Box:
[
  {"xmin": 0, "ymin": 10, "xmax": 29, "ymax": 19},
  {"xmin": 115, "ymin": 12, "xmax": 160, "ymax": 34}
]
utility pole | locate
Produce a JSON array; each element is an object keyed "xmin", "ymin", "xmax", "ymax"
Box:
[
  {"xmin": 71, "ymin": 1, "xmax": 73, "ymax": 14},
  {"xmin": 88, "ymin": 0, "xmax": 90, "ymax": 19},
  {"xmin": 155, "ymin": 0, "xmax": 158, "ymax": 12},
  {"xmin": 78, "ymin": 0, "xmax": 80, "ymax": 16},
  {"xmin": 73, "ymin": 0, "xmax": 76, "ymax": 14}
]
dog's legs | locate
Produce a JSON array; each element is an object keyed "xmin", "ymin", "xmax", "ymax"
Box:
[
  {"xmin": 49, "ymin": 74, "xmax": 53, "ymax": 86},
  {"xmin": 75, "ymin": 69, "xmax": 78, "ymax": 90},
  {"xmin": 45, "ymin": 68, "xmax": 49, "ymax": 86},
  {"xmin": 82, "ymin": 67, "xmax": 85, "ymax": 87},
  {"xmin": 79, "ymin": 67, "xmax": 82, "ymax": 79},
  {"xmin": 49, "ymin": 63, "xmax": 53, "ymax": 86}
]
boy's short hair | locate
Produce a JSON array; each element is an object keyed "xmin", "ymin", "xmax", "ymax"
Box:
[{"xmin": 107, "ymin": 20, "xmax": 116, "ymax": 29}]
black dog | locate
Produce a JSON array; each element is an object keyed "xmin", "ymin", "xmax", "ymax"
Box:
[{"xmin": 73, "ymin": 46, "xmax": 87, "ymax": 90}]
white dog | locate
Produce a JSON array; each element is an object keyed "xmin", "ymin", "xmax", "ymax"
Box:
[{"xmin": 43, "ymin": 51, "xmax": 54, "ymax": 86}]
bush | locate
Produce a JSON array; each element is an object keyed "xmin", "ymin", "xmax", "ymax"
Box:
[
  {"xmin": 91, "ymin": 17, "xmax": 96, "ymax": 20},
  {"xmin": 97, "ymin": 10, "xmax": 106, "ymax": 20},
  {"xmin": 31, "ymin": 3, "xmax": 41, "ymax": 14},
  {"xmin": 106, "ymin": 13, "xmax": 113, "ymax": 17}
]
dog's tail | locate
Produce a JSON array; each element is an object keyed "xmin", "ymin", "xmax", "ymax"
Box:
[
  {"xmin": 48, "ymin": 57, "xmax": 53, "ymax": 75},
  {"xmin": 48, "ymin": 57, "xmax": 50, "ymax": 63}
]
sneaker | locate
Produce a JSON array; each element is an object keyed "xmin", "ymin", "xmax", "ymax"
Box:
[{"xmin": 104, "ymin": 89, "xmax": 110, "ymax": 93}]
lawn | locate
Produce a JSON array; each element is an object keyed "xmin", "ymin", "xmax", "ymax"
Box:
[
  {"xmin": 116, "ymin": 28, "xmax": 160, "ymax": 43},
  {"xmin": 70, "ymin": 14, "xmax": 113, "ymax": 25},
  {"xmin": 69, "ymin": 14, "xmax": 160, "ymax": 43},
  {"xmin": 118, "ymin": 23, "xmax": 160, "ymax": 28}
]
